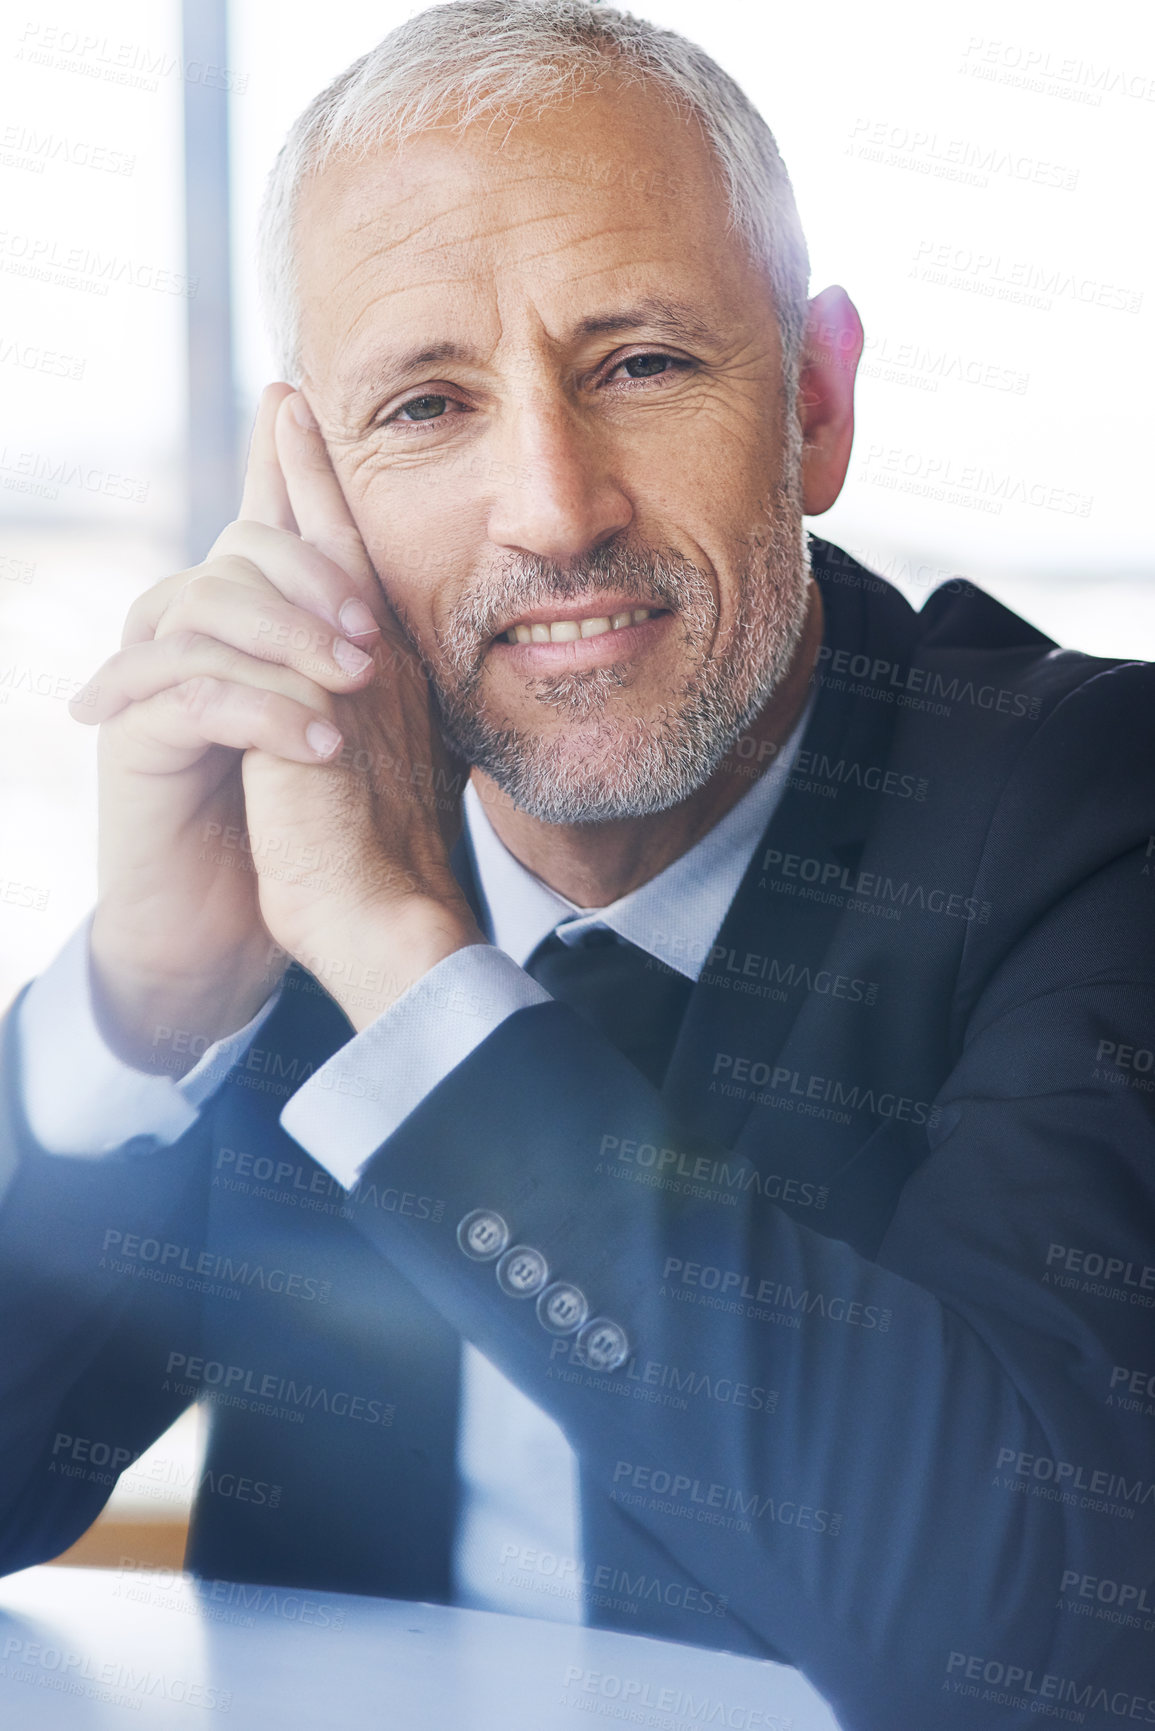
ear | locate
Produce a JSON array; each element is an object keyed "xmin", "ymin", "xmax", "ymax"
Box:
[{"xmin": 797, "ymin": 285, "xmax": 863, "ymax": 516}]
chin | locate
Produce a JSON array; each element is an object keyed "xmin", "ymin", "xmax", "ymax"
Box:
[{"xmin": 468, "ymin": 712, "xmax": 725, "ymax": 827}]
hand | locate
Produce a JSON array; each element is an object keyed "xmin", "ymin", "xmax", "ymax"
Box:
[
  {"xmin": 237, "ymin": 391, "xmax": 482, "ymax": 1028},
  {"xmin": 71, "ymin": 386, "xmax": 400, "ymax": 1070}
]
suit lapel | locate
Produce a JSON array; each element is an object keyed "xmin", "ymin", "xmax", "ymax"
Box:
[{"xmin": 661, "ymin": 544, "xmax": 919, "ymax": 1147}]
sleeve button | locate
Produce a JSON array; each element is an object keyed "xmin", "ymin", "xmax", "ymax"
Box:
[
  {"xmin": 578, "ymin": 1317, "xmax": 630, "ymax": 1372},
  {"xmin": 536, "ymin": 1282, "xmax": 589, "ymax": 1335},
  {"xmin": 456, "ymin": 1210, "xmax": 510, "ymax": 1261},
  {"xmin": 495, "ymin": 1244, "xmax": 549, "ymax": 1297}
]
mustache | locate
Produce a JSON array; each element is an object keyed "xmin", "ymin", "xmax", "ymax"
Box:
[{"xmin": 437, "ymin": 542, "xmax": 716, "ymax": 678}]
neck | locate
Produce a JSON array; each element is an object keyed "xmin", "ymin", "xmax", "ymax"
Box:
[{"xmin": 470, "ymin": 580, "xmax": 823, "ymax": 908}]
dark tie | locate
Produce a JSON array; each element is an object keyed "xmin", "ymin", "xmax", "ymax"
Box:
[{"xmin": 525, "ymin": 927, "xmax": 694, "ymax": 1088}]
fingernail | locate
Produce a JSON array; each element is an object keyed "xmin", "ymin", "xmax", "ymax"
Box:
[
  {"xmin": 306, "ymin": 719, "xmax": 342, "ymax": 759},
  {"xmin": 333, "ymin": 637, "xmax": 374, "ymax": 675},
  {"xmin": 290, "ymin": 393, "xmax": 318, "ymax": 431},
  {"xmin": 339, "ymin": 598, "xmax": 379, "ymax": 640}
]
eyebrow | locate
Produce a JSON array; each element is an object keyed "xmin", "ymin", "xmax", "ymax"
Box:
[
  {"xmin": 344, "ymin": 340, "xmax": 474, "ymax": 396},
  {"xmin": 571, "ymin": 298, "xmax": 718, "ymax": 346},
  {"xmin": 338, "ymin": 299, "xmax": 718, "ymax": 408}
]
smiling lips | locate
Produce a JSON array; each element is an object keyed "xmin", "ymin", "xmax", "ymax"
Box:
[{"xmin": 501, "ymin": 605, "xmax": 660, "ymax": 645}]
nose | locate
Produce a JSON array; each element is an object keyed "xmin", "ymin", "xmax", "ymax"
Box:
[{"xmin": 486, "ymin": 397, "xmax": 633, "ymax": 564}]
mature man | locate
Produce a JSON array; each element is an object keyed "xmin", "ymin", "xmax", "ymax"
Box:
[{"xmin": 2, "ymin": 3, "xmax": 1153, "ymax": 1727}]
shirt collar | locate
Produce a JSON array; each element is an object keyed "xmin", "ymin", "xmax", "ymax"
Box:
[{"xmin": 462, "ymin": 695, "xmax": 813, "ymax": 981}]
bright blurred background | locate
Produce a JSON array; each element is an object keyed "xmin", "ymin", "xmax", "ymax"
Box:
[{"xmin": 1, "ymin": 0, "xmax": 1152, "ymax": 1562}]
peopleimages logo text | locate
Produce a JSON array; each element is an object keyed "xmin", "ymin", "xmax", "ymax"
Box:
[
  {"xmin": 759, "ymin": 848, "xmax": 989, "ymax": 923},
  {"xmin": 945, "ymin": 1652, "xmax": 1155, "ymax": 1722},
  {"xmin": 812, "ymin": 642, "xmax": 1042, "ymax": 714}
]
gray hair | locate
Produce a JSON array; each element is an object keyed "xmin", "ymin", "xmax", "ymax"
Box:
[{"xmin": 258, "ymin": 0, "xmax": 810, "ymax": 390}]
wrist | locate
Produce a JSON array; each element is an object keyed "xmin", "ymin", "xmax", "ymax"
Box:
[
  {"xmin": 295, "ymin": 894, "xmax": 483, "ymax": 1031},
  {"xmin": 88, "ymin": 920, "xmax": 283, "ymax": 1076}
]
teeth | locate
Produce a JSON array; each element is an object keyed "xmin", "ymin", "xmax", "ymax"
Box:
[{"xmin": 504, "ymin": 607, "xmax": 655, "ymax": 644}]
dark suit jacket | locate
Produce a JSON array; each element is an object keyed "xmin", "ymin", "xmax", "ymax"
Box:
[{"xmin": 2, "ymin": 541, "xmax": 1153, "ymax": 1730}]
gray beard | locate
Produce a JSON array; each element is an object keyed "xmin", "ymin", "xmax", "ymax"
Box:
[{"xmin": 423, "ymin": 480, "xmax": 811, "ymax": 826}]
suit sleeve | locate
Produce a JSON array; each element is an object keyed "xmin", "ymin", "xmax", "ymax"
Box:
[
  {"xmin": 0, "ymin": 982, "xmax": 211, "ymax": 1574},
  {"xmin": 329, "ymin": 674, "xmax": 1155, "ymax": 1730}
]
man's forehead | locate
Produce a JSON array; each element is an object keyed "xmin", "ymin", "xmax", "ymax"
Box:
[
  {"xmin": 299, "ymin": 77, "xmax": 718, "ymax": 221},
  {"xmin": 292, "ymin": 83, "xmax": 751, "ymax": 374},
  {"xmin": 300, "ymin": 118, "xmax": 714, "ymax": 269}
]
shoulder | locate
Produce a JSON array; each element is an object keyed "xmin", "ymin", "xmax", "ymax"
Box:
[
  {"xmin": 812, "ymin": 539, "xmax": 1153, "ymax": 963},
  {"xmin": 904, "ymin": 568, "xmax": 1152, "ymax": 829},
  {"xmin": 812, "ymin": 535, "xmax": 1152, "ymax": 782}
]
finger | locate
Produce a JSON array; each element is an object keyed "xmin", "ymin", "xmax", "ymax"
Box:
[
  {"xmin": 238, "ymin": 384, "xmax": 298, "ymax": 532},
  {"xmin": 124, "ymin": 520, "xmax": 386, "ymax": 658},
  {"xmin": 121, "ymin": 569, "xmax": 197, "ymax": 649},
  {"xmin": 108, "ymin": 677, "xmax": 344, "ymax": 771},
  {"xmin": 274, "ymin": 392, "xmax": 386, "ymax": 633},
  {"xmin": 72, "ymin": 630, "xmax": 347, "ymax": 728},
  {"xmin": 210, "ymin": 523, "xmax": 382, "ymax": 643},
  {"xmin": 149, "ymin": 571, "xmax": 377, "ymax": 690}
]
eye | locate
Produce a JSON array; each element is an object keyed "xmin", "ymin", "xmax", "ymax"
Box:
[
  {"xmin": 622, "ymin": 353, "xmax": 673, "ymax": 378},
  {"xmin": 608, "ymin": 352, "xmax": 694, "ymax": 385},
  {"xmin": 390, "ymin": 394, "xmax": 453, "ymax": 423}
]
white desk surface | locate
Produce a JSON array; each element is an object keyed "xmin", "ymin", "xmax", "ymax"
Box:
[{"xmin": 0, "ymin": 1564, "xmax": 843, "ymax": 1730}]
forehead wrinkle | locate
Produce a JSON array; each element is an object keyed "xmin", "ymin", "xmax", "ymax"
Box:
[
  {"xmin": 335, "ymin": 165, "xmax": 679, "ymax": 279},
  {"xmin": 514, "ymin": 249, "xmax": 707, "ymax": 309},
  {"xmin": 337, "ymin": 173, "xmax": 487, "ymax": 249},
  {"xmin": 338, "ymin": 181, "xmax": 588, "ymax": 269},
  {"xmin": 480, "ymin": 220, "xmax": 669, "ymax": 280},
  {"xmin": 323, "ymin": 229, "xmax": 492, "ymax": 343},
  {"xmin": 333, "ymin": 295, "xmax": 488, "ymax": 394}
]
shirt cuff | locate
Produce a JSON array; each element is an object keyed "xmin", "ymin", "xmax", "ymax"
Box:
[
  {"xmin": 16, "ymin": 915, "xmax": 283, "ymax": 1156},
  {"xmin": 279, "ymin": 944, "xmax": 549, "ymax": 1190}
]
